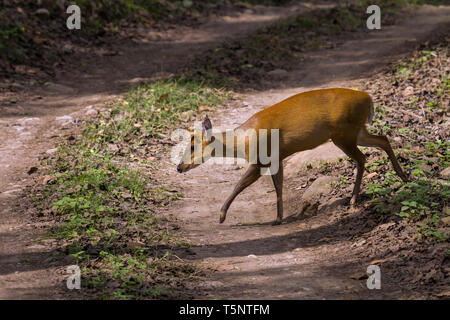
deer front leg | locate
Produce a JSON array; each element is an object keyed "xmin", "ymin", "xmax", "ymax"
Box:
[
  {"xmin": 220, "ymin": 164, "xmax": 261, "ymax": 223},
  {"xmin": 270, "ymin": 164, "xmax": 284, "ymax": 225}
]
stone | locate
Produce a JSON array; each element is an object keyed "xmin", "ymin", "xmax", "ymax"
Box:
[
  {"xmin": 267, "ymin": 69, "xmax": 288, "ymax": 78},
  {"xmin": 46, "ymin": 83, "xmax": 75, "ymax": 94},
  {"xmin": 301, "ymin": 176, "xmax": 339, "ymax": 203}
]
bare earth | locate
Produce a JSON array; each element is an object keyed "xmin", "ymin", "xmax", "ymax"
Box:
[{"xmin": 0, "ymin": 4, "xmax": 449, "ymax": 299}]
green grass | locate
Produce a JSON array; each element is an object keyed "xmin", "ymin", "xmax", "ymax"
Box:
[
  {"xmin": 87, "ymin": 79, "xmax": 232, "ymax": 145},
  {"xmin": 35, "ymin": 79, "xmax": 231, "ymax": 299},
  {"xmin": 364, "ymin": 45, "xmax": 449, "ymax": 242},
  {"xmin": 183, "ymin": 0, "xmax": 419, "ymax": 87}
]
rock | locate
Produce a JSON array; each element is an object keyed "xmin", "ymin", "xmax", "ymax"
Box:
[
  {"xmin": 403, "ymin": 86, "xmax": 415, "ymax": 96},
  {"xmin": 319, "ymin": 197, "xmax": 347, "ymax": 212},
  {"xmin": 108, "ymin": 143, "xmax": 119, "ymax": 153},
  {"xmin": 351, "ymin": 239, "xmax": 367, "ymax": 248},
  {"xmin": 301, "ymin": 176, "xmax": 339, "ymax": 203},
  {"xmin": 267, "ymin": 69, "xmax": 289, "ymax": 78},
  {"xmin": 46, "ymin": 148, "xmax": 58, "ymax": 155},
  {"xmin": 42, "ymin": 175, "xmax": 56, "ymax": 185},
  {"xmin": 127, "ymin": 241, "xmax": 145, "ymax": 250},
  {"xmin": 440, "ymin": 167, "xmax": 450, "ymax": 179},
  {"xmin": 350, "ymin": 272, "xmax": 369, "ymax": 280},
  {"xmin": 247, "ymin": 254, "xmax": 257, "ymax": 259},
  {"xmin": 85, "ymin": 107, "xmax": 98, "ymax": 116}
]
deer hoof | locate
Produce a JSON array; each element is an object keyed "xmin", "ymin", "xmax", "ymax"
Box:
[
  {"xmin": 272, "ymin": 219, "xmax": 281, "ymax": 226},
  {"xmin": 219, "ymin": 212, "xmax": 226, "ymax": 223}
]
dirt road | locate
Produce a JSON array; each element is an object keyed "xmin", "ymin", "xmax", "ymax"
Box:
[
  {"xmin": 0, "ymin": 3, "xmax": 448, "ymax": 299},
  {"xmin": 162, "ymin": 5, "xmax": 450, "ymax": 299},
  {"xmin": 0, "ymin": 5, "xmax": 301, "ymax": 299}
]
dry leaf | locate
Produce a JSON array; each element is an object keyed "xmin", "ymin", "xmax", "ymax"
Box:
[
  {"xmin": 435, "ymin": 291, "xmax": 450, "ymax": 297},
  {"xmin": 366, "ymin": 172, "xmax": 378, "ymax": 179},
  {"xmin": 350, "ymin": 272, "xmax": 368, "ymax": 280},
  {"xmin": 157, "ymin": 93, "xmax": 169, "ymax": 102},
  {"xmin": 199, "ymin": 105, "xmax": 215, "ymax": 111},
  {"xmin": 369, "ymin": 258, "xmax": 388, "ymax": 265}
]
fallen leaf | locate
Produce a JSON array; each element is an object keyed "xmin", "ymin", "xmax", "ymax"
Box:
[
  {"xmin": 157, "ymin": 93, "xmax": 169, "ymax": 102},
  {"xmin": 201, "ymin": 263, "xmax": 218, "ymax": 271},
  {"xmin": 121, "ymin": 192, "xmax": 133, "ymax": 199},
  {"xmin": 127, "ymin": 241, "xmax": 145, "ymax": 250},
  {"xmin": 435, "ymin": 291, "xmax": 450, "ymax": 297},
  {"xmin": 441, "ymin": 216, "xmax": 450, "ymax": 226},
  {"xmin": 199, "ymin": 105, "xmax": 215, "ymax": 111},
  {"xmin": 366, "ymin": 172, "xmax": 378, "ymax": 179},
  {"xmin": 217, "ymin": 264, "xmax": 235, "ymax": 271},
  {"xmin": 350, "ymin": 272, "xmax": 368, "ymax": 280},
  {"xmin": 369, "ymin": 258, "xmax": 388, "ymax": 265}
]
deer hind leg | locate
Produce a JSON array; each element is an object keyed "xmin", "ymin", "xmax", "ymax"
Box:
[
  {"xmin": 357, "ymin": 128, "xmax": 408, "ymax": 182},
  {"xmin": 332, "ymin": 135, "xmax": 366, "ymax": 206},
  {"xmin": 220, "ymin": 164, "xmax": 261, "ymax": 223},
  {"xmin": 270, "ymin": 164, "xmax": 283, "ymax": 226}
]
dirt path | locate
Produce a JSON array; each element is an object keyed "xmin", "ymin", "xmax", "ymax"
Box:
[
  {"xmin": 161, "ymin": 5, "xmax": 450, "ymax": 299},
  {"xmin": 0, "ymin": 5, "xmax": 303, "ymax": 299}
]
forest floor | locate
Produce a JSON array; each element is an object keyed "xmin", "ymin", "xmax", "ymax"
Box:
[
  {"xmin": 0, "ymin": 3, "xmax": 302, "ymax": 299},
  {"xmin": 0, "ymin": 2, "xmax": 448, "ymax": 299}
]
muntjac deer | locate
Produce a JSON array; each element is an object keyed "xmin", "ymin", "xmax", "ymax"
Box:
[{"xmin": 177, "ymin": 88, "xmax": 408, "ymax": 225}]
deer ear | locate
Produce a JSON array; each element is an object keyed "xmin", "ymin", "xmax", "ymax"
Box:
[
  {"xmin": 202, "ymin": 115, "xmax": 213, "ymax": 141},
  {"xmin": 202, "ymin": 115, "xmax": 212, "ymax": 131}
]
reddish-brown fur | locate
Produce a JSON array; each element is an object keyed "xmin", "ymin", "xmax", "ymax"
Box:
[{"xmin": 178, "ymin": 88, "xmax": 408, "ymax": 225}]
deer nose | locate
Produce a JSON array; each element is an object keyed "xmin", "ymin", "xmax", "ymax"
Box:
[{"xmin": 177, "ymin": 164, "xmax": 183, "ymax": 173}]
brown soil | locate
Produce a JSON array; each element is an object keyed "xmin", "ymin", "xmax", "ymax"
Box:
[
  {"xmin": 0, "ymin": 4, "xmax": 300, "ymax": 299},
  {"xmin": 0, "ymin": 3, "xmax": 448, "ymax": 299},
  {"xmin": 161, "ymin": 5, "xmax": 450, "ymax": 299}
]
